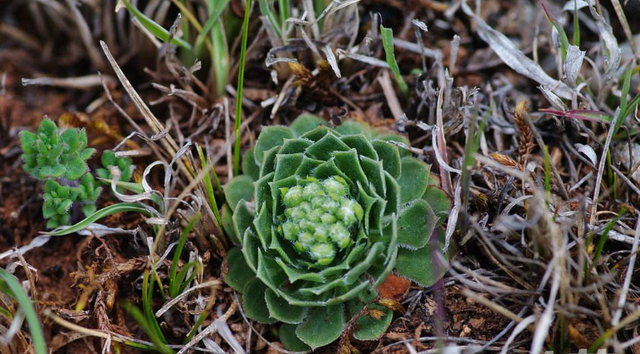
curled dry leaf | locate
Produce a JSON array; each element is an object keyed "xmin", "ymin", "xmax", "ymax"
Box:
[
  {"xmin": 575, "ymin": 143, "xmax": 597, "ymax": 166},
  {"xmin": 564, "ymin": 45, "xmax": 586, "ymax": 88}
]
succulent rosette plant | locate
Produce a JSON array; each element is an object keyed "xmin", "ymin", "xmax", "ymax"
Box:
[{"xmin": 222, "ymin": 114, "xmax": 450, "ymax": 350}]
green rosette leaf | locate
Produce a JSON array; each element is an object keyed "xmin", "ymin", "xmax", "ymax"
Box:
[
  {"xmin": 396, "ymin": 230, "xmax": 448, "ymax": 287},
  {"xmin": 295, "ymin": 305, "xmax": 345, "ymax": 349},
  {"xmin": 225, "ymin": 248, "xmax": 254, "ymax": 292},
  {"xmin": 241, "ymin": 147, "xmax": 261, "ymax": 181},
  {"xmin": 279, "ymin": 324, "xmax": 311, "ymax": 351},
  {"xmin": 290, "ymin": 114, "xmax": 327, "ymax": 136},
  {"xmin": 253, "ymin": 126, "xmax": 294, "ymax": 166},
  {"xmin": 242, "ymin": 278, "xmax": 276, "ymax": 324},
  {"xmin": 224, "ymin": 176, "xmax": 254, "ymax": 211}
]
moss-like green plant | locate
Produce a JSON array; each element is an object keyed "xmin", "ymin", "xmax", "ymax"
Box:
[
  {"xmin": 21, "ymin": 119, "xmax": 102, "ymax": 229},
  {"xmin": 223, "ymin": 114, "xmax": 451, "ymax": 350}
]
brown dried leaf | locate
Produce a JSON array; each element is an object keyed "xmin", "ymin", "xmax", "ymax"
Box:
[
  {"xmin": 377, "ymin": 273, "xmax": 410, "ymax": 299},
  {"xmin": 377, "ymin": 298, "xmax": 405, "ymax": 313},
  {"xmin": 365, "ymin": 308, "xmax": 386, "ymax": 320},
  {"xmin": 288, "ymin": 62, "xmax": 314, "ymax": 87},
  {"xmin": 474, "ymin": 192, "xmax": 489, "ymax": 212}
]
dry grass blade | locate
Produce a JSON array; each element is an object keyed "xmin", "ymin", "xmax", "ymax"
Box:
[
  {"xmin": 611, "ymin": 217, "xmax": 640, "ymax": 326},
  {"xmin": 154, "ymin": 280, "xmax": 221, "ymax": 317},
  {"xmin": 609, "ymin": 0, "xmax": 636, "ymax": 63},
  {"xmin": 378, "ymin": 70, "xmax": 406, "ymax": 123},
  {"xmin": 590, "ymin": 109, "xmax": 621, "ymax": 226},
  {"xmin": 563, "ymin": 45, "xmax": 585, "ymax": 88},
  {"xmin": 176, "ymin": 302, "xmax": 240, "ymax": 354},
  {"xmin": 22, "ymin": 75, "xmax": 115, "ymax": 90},
  {"xmin": 99, "ymin": 41, "xmax": 194, "ymax": 182},
  {"xmin": 0, "ymin": 24, "xmax": 41, "ymax": 50},
  {"xmin": 462, "ymin": 289, "xmax": 525, "ymax": 324},
  {"xmin": 65, "ymin": 0, "xmax": 107, "ymax": 71}
]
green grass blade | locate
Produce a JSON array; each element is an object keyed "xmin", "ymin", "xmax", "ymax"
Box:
[
  {"xmin": 313, "ymin": 0, "xmax": 326, "ymax": 30},
  {"xmin": 176, "ymin": 0, "xmax": 196, "ymax": 65},
  {"xmin": 199, "ymin": 0, "xmax": 231, "ymax": 97},
  {"xmin": 210, "ymin": 22, "xmax": 229, "ymax": 97},
  {"xmin": 572, "ymin": 0, "xmax": 580, "ymax": 46},
  {"xmin": 593, "ymin": 209, "xmax": 627, "ymax": 266},
  {"xmin": 194, "ymin": 0, "xmax": 230, "ymax": 56},
  {"xmin": 177, "ymin": 263, "xmax": 200, "ymax": 294},
  {"xmin": 120, "ymin": 0, "xmax": 193, "ymax": 52},
  {"xmin": 142, "ymin": 271, "xmax": 168, "ymax": 345},
  {"xmin": 541, "ymin": 1, "xmax": 569, "ymax": 60},
  {"xmin": 259, "ymin": 0, "xmax": 282, "ymax": 37},
  {"xmin": 171, "ymin": 0, "xmax": 202, "ymax": 31},
  {"xmin": 47, "ymin": 203, "xmax": 152, "ymax": 236},
  {"xmin": 170, "ymin": 214, "xmax": 201, "ymax": 298},
  {"xmin": 0, "ymin": 269, "xmax": 47, "ymax": 354},
  {"xmin": 619, "ymin": 68, "xmax": 631, "ymax": 129},
  {"xmin": 622, "ymin": 92, "xmax": 640, "ymax": 127},
  {"xmin": 196, "ymin": 146, "xmax": 222, "ymax": 227},
  {"xmin": 0, "ymin": 306, "xmax": 13, "ymax": 319},
  {"xmin": 122, "ymin": 301, "xmax": 173, "ymax": 354},
  {"xmin": 184, "ymin": 309, "xmax": 209, "ymax": 343},
  {"xmin": 233, "ymin": 0, "xmax": 252, "ymax": 176},
  {"xmin": 619, "ymin": 69, "xmax": 640, "ymax": 135},
  {"xmin": 380, "ymin": 25, "xmax": 409, "ymax": 97},
  {"xmin": 462, "ymin": 110, "xmax": 489, "ymax": 203},
  {"xmin": 278, "ymin": 0, "xmax": 290, "ymax": 29}
]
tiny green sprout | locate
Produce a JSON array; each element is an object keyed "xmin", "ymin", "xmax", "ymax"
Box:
[
  {"xmin": 97, "ymin": 150, "xmax": 133, "ymax": 184},
  {"xmin": 20, "ymin": 119, "xmax": 102, "ymax": 228},
  {"xmin": 222, "ymin": 114, "xmax": 453, "ymax": 350}
]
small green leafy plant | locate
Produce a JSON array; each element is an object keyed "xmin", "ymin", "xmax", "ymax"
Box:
[
  {"xmin": 96, "ymin": 150, "xmax": 133, "ymax": 192},
  {"xmin": 21, "ymin": 119, "xmax": 102, "ymax": 229},
  {"xmin": 223, "ymin": 114, "xmax": 450, "ymax": 350}
]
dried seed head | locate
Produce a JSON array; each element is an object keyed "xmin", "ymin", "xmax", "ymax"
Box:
[
  {"xmin": 490, "ymin": 152, "xmax": 517, "ymax": 168},
  {"xmin": 514, "ymin": 100, "xmax": 536, "ymax": 167}
]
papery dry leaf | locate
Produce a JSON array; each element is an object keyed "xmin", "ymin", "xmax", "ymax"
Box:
[{"xmin": 564, "ymin": 45, "xmax": 585, "ymax": 88}]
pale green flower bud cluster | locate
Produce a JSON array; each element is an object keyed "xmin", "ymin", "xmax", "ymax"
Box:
[{"xmin": 279, "ymin": 176, "xmax": 364, "ymax": 266}]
